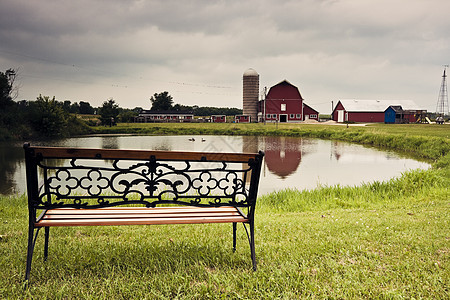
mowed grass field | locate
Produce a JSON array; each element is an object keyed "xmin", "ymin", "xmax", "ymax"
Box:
[
  {"xmin": 1, "ymin": 123, "xmax": 449, "ymax": 299},
  {"xmin": 92, "ymin": 121, "xmax": 450, "ymax": 139}
]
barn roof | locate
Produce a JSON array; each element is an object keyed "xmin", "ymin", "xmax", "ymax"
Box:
[
  {"xmin": 303, "ymin": 103, "xmax": 319, "ymax": 113},
  {"xmin": 267, "ymin": 80, "xmax": 304, "ymax": 100},
  {"xmin": 273, "ymin": 79, "xmax": 295, "ymax": 88},
  {"xmin": 337, "ymin": 99, "xmax": 423, "ymax": 112}
]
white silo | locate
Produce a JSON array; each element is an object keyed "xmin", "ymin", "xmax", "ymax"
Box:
[{"xmin": 243, "ymin": 68, "xmax": 259, "ymax": 122}]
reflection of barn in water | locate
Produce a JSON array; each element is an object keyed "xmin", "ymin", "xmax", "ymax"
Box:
[
  {"xmin": 242, "ymin": 136, "xmax": 314, "ymax": 179},
  {"xmin": 264, "ymin": 137, "xmax": 304, "ymax": 179},
  {"xmin": 331, "ymin": 141, "xmax": 343, "ymax": 161}
]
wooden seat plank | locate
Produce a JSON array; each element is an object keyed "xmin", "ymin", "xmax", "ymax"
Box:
[
  {"xmin": 46, "ymin": 206, "xmax": 242, "ymax": 214},
  {"xmin": 35, "ymin": 206, "xmax": 248, "ymax": 227},
  {"xmin": 36, "ymin": 215, "xmax": 247, "ymax": 227},
  {"xmin": 42, "ymin": 212, "xmax": 242, "ymax": 220}
]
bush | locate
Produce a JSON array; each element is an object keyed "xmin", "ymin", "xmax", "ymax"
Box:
[{"xmin": 28, "ymin": 95, "xmax": 68, "ymax": 137}]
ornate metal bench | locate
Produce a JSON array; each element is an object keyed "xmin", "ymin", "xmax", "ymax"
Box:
[{"xmin": 23, "ymin": 143, "xmax": 264, "ymax": 281}]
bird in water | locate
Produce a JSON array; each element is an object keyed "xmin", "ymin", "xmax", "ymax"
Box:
[{"xmin": 188, "ymin": 138, "xmax": 195, "ymax": 141}]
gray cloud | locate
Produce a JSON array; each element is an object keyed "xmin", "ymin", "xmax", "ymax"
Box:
[{"xmin": 0, "ymin": 0, "xmax": 448, "ymax": 112}]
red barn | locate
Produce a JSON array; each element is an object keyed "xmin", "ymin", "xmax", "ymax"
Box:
[
  {"xmin": 332, "ymin": 99, "xmax": 425, "ymax": 123},
  {"xmin": 258, "ymin": 80, "xmax": 319, "ymax": 122}
]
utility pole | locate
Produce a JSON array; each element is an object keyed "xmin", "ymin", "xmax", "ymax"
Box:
[{"xmin": 263, "ymin": 86, "xmax": 267, "ymax": 125}]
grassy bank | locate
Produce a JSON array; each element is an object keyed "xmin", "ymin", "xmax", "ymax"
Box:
[
  {"xmin": 93, "ymin": 122, "xmax": 450, "ymax": 159},
  {"xmin": 1, "ymin": 123, "xmax": 449, "ymax": 298},
  {"xmin": 92, "ymin": 122, "xmax": 450, "ymax": 139}
]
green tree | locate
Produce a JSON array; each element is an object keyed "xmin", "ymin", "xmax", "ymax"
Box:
[
  {"xmin": 28, "ymin": 95, "xmax": 68, "ymax": 137},
  {"xmin": 150, "ymin": 91, "xmax": 173, "ymax": 111},
  {"xmin": 0, "ymin": 70, "xmax": 14, "ymax": 133},
  {"xmin": 0, "ymin": 69, "xmax": 29, "ymax": 139},
  {"xmin": 172, "ymin": 103, "xmax": 192, "ymax": 112},
  {"xmin": 0, "ymin": 69, "xmax": 15, "ymax": 107},
  {"xmin": 98, "ymin": 98, "xmax": 120, "ymax": 126},
  {"xmin": 118, "ymin": 107, "xmax": 141, "ymax": 123},
  {"xmin": 62, "ymin": 100, "xmax": 72, "ymax": 113},
  {"xmin": 79, "ymin": 101, "xmax": 95, "ymax": 114},
  {"xmin": 70, "ymin": 102, "xmax": 80, "ymax": 113},
  {"xmin": 118, "ymin": 110, "xmax": 138, "ymax": 123}
]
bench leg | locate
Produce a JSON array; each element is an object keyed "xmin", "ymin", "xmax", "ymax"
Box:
[
  {"xmin": 249, "ymin": 221, "xmax": 257, "ymax": 271},
  {"xmin": 44, "ymin": 227, "xmax": 49, "ymax": 261},
  {"xmin": 25, "ymin": 226, "xmax": 34, "ymax": 282},
  {"xmin": 242, "ymin": 221, "xmax": 257, "ymax": 271},
  {"xmin": 232, "ymin": 223, "xmax": 237, "ymax": 252},
  {"xmin": 25, "ymin": 225, "xmax": 40, "ymax": 282}
]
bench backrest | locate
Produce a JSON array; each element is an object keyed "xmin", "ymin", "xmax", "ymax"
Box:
[{"xmin": 24, "ymin": 144, "xmax": 264, "ymax": 214}]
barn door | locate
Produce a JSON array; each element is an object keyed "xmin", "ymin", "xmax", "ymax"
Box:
[{"xmin": 337, "ymin": 110, "xmax": 344, "ymax": 122}]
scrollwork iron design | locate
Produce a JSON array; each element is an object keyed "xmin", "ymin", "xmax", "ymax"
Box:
[{"xmin": 36, "ymin": 157, "xmax": 254, "ymax": 209}]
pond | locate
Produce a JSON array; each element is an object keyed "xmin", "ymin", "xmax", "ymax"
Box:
[{"xmin": 0, "ymin": 135, "xmax": 430, "ymax": 195}]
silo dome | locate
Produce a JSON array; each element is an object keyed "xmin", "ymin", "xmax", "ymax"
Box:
[
  {"xmin": 243, "ymin": 68, "xmax": 259, "ymax": 77},
  {"xmin": 243, "ymin": 68, "xmax": 259, "ymax": 122}
]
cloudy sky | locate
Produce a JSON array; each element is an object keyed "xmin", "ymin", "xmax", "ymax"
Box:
[{"xmin": 0, "ymin": 0, "xmax": 449, "ymax": 113}]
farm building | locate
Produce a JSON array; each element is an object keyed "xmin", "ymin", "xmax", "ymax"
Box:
[
  {"xmin": 303, "ymin": 103, "xmax": 319, "ymax": 121},
  {"xmin": 211, "ymin": 115, "xmax": 226, "ymax": 123},
  {"xmin": 135, "ymin": 110, "xmax": 194, "ymax": 123},
  {"xmin": 384, "ymin": 106, "xmax": 427, "ymax": 124},
  {"xmin": 257, "ymin": 80, "xmax": 319, "ymax": 123},
  {"xmin": 235, "ymin": 115, "xmax": 251, "ymax": 123},
  {"xmin": 332, "ymin": 99, "xmax": 426, "ymax": 123}
]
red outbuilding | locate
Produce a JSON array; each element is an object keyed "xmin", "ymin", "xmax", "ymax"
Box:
[
  {"xmin": 332, "ymin": 99, "xmax": 425, "ymax": 123},
  {"xmin": 303, "ymin": 103, "xmax": 319, "ymax": 121},
  {"xmin": 135, "ymin": 110, "xmax": 194, "ymax": 123},
  {"xmin": 235, "ymin": 115, "xmax": 251, "ymax": 123},
  {"xmin": 211, "ymin": 115, "xmax": 226, "ymax": 123}
]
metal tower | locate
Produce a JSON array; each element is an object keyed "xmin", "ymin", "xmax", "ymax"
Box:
[{"xmin": 436, "ymin": 65, "xmax": 449, "ymax": 117}]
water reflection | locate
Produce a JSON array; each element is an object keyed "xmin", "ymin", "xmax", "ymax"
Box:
[
  {"xmin": 242, "ymin": 136, "xmax": 320, "ymax": 179},
  {"xmin": 0, "ymin": 142, "xmax": 24, "ymax": 194},
  {"xmin": 260, "ymin": 136, "xmax": 314, "ymax": 179},
  {"xmin": 0, "ymin": 136, "xmax": 430, "ymax": 195},
  {"xmin": 101, "ymin": 136, "xmax": 119, "ymax": 149}
]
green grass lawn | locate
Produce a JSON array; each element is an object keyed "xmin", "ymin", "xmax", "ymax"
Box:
[
  {"xmin": 1, "ymin": 123, "xmax": 449, "ymax": 299},
  {"xmin": 93, "ymin": 121, "xmax": 450, "ymax": 139}
]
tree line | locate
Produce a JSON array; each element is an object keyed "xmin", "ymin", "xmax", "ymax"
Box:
[
  {"xmin": 0, "ymin": 69, "xmax": 242, "ymax": 140},
  {"xmin": 149, "ymin": 91, "xmax": 242, "ymax": 116}
]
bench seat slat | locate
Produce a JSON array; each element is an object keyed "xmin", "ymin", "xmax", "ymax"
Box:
[
  {"xmin": 36, "ymin": 216, "xmax": 247, "ymax": 227},
  {"xmin": 35, "ymin": 207, "xmax": 248, "ymax": 227},
  {"xmin": 46, "ymin": 207, "xmax": 241, "ymax": 214},
  {"xmin": 43, "ymin": 212, "xmax": 242, "ymax": 219}
]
